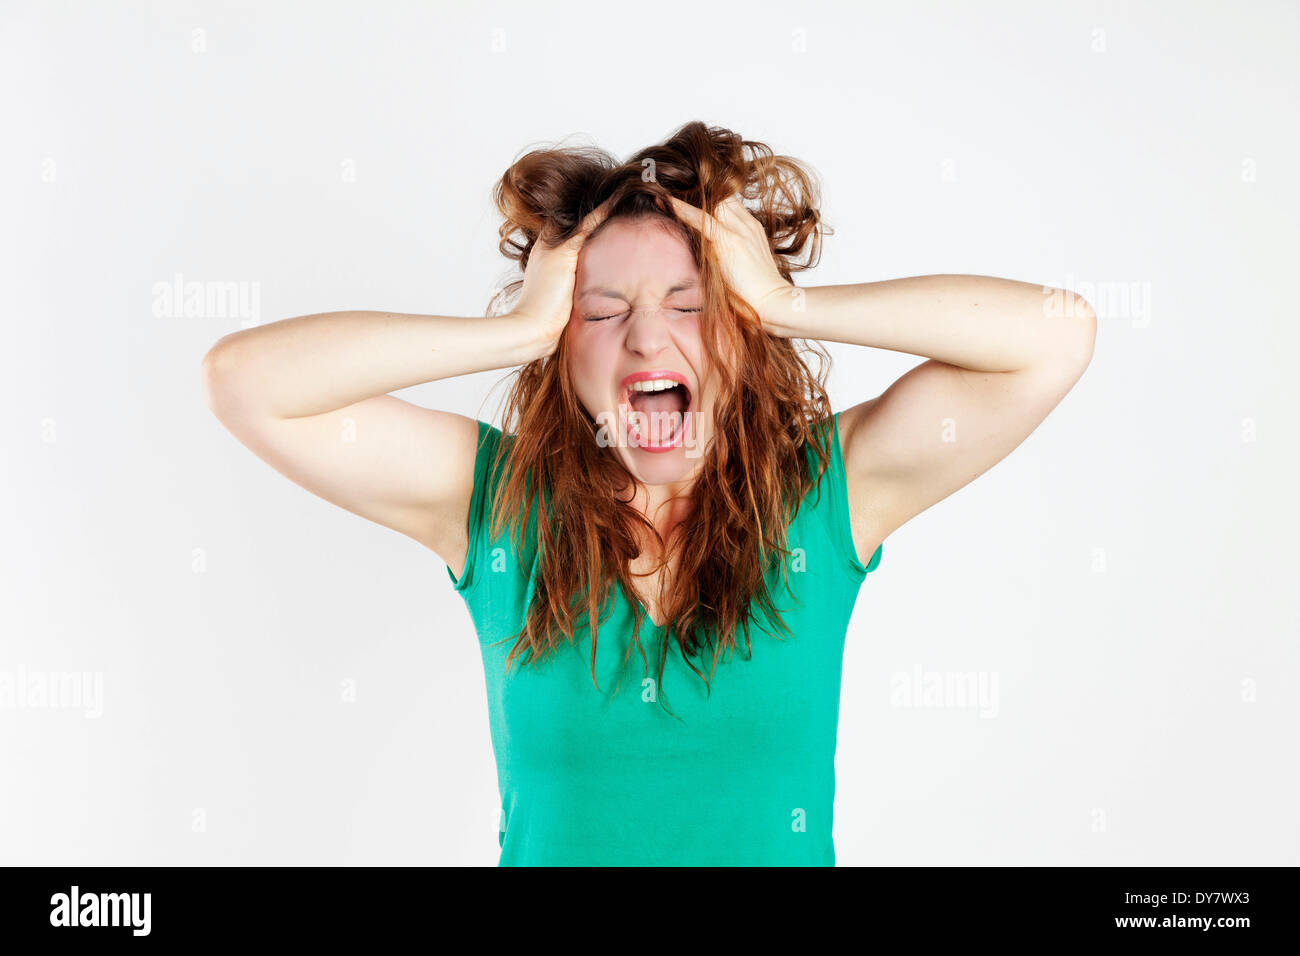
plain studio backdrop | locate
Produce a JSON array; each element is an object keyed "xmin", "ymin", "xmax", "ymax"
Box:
[{"xmin": 2, "ymin": 0, "xmax": 1296, "ymax": 867}]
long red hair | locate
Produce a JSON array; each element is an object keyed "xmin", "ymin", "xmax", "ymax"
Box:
[{"xmin": 481, "ymin": 121, "xmax": 837, "ymax": 713}]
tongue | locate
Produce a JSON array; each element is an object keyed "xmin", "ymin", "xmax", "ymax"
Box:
[{"xmin": 630, "ymin": 385, "xmax": 686, "ymax": 417}]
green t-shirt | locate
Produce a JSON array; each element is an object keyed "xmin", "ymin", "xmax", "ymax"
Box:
[{"xmin": 446, "ymin": 412, "xmax": 882, "ymax": 866}]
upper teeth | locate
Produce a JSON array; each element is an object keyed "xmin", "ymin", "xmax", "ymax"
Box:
[{"xmin": 629, "ymin": 379, "xmax": 682, "ymax": 393}]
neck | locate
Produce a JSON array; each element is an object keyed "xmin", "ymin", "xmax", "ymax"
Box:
[{"xmin": 620, "ymin": 472, "xmax": 697, "ymax": 547}]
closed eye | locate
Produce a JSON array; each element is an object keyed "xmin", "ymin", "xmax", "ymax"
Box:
[{"xmin": 584, "ymin": 307, "xmax": 701, "ymax": 322}]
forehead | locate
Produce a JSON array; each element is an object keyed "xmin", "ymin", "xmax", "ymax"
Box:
[{"xmin": 576, "ymin": 217, "xmax": 699, "ymax": 300}]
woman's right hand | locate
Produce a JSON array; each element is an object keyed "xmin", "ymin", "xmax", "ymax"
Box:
[{"xmin": 508, "ymin": 198, "xmax": 614, "ymax": 358}]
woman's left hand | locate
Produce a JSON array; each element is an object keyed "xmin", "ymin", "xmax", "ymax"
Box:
[{"xmin": 667, "ymin": 194, "xmax": 794, "ymax": 331}]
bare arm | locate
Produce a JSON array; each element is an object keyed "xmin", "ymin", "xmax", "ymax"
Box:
[
  {"xmin": 659, "ymin": 197, "xmax": 1096, "ymax": 564},
  {"xmin": 200, "ymin": 200, "xmax": 612, "ymax": 574},
  {"xmin": 657, "ymin": 198, "xmax": 1096, "ymax": 566},
  {"xmin": 200, "ymin": 311, "xmax": 548, "ymax": 573},
  {"xmin": 760, "ymin": 275, "xmax": 1097, "ymax": 563}
]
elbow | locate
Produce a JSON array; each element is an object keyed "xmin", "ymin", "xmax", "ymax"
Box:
[
  {"xmin": 1056, "ymin": 290, "xmax": 1097, "ymax": 372},
  {"xmin": 200, "ymin": 333, "xmax": 247, "ymax": 418}
]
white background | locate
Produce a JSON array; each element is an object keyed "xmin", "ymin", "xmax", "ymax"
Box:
[{"xmin": 2, "ymin": 0, "xmax": 1296, "ymax": 865}]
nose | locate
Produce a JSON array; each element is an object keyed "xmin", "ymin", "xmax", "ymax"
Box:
[{"xmin": 623, "ymin": 307, "xmax": 674, "ymax": 359}]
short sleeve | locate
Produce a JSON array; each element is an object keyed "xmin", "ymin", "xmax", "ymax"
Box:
[
  {"xmin": 445, "ymin": 419, "xmax": 507, "ymax": 594},
  {"xmin": 824, "ymin": 412, "xmax": 883, "ymax": 577}
]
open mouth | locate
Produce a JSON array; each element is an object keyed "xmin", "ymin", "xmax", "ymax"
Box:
[{"xmin": 619, "ymin": 371, "xmax": 693, "ymax": 451}]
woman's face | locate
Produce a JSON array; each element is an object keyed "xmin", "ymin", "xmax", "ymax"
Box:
[{"xmin": 565, "ymin": 215, "xmax": 719, "ymax": 487}]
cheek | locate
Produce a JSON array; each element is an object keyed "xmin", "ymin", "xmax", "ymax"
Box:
[
  {"xmin": 670, "ymin": 322, "xmax": 710, "ymax": 378},
  {"xmin": 566, "ymin": 331, "xmax": 610, "ymax": 403}
]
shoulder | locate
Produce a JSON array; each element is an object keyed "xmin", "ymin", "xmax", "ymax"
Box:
[
  {"xmin": 788, "ymin": 411, "xmax": 883, "ymax": 576},
  {"xmin": 824, "ymin": 406, "xmax": 888, "ymax": 572},
  {"xmin": 445, "ymin": 419, "xmax": 534, "ymax": 592},
  {"xmin": 834, "ymin": 396, "xmax": 904, "ymax": 550}
]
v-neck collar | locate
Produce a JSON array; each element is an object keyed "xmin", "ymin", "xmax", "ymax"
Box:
[{"xmin": 623, "ymin": 588, "xmax": 666, "ymax": 631}]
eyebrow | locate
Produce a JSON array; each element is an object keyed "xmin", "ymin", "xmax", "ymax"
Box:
[{"xmin": 577, "ymin": 279, "xmax": 699, "ymax": 301}]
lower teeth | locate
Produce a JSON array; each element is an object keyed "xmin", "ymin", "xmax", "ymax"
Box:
[{"xmin": 631, "ymin": 416, "xmax": 680, "ymax": 445}]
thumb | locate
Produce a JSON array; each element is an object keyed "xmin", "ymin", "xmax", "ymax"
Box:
[{"xmin": 565, "ymin": 196, "xmax": 616, "ymax": 250}]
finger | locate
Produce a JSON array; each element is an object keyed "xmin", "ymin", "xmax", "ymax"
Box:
[
  {"xmin": 718, "ymin": 192, "xmax": 756, "ymax": 227},
  {"xmin": 666, "ymin": 195, "xmax": 721, "ymax": 241},
  {"xmin": 728, "ymin": 193, "xmax": 770, "ymax": 241},
  {"xmin": 572, "ymin": 196, "xmax": 616, "ymax": 244},
  {"xmin": 558, "ymin": 201, "xmax": 608, "ymax": 255}
]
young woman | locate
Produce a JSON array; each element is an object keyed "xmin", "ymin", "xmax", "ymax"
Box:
[{"xmin": 201, "ymin": 122, "xmax": 1096, "ymax": 866}]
